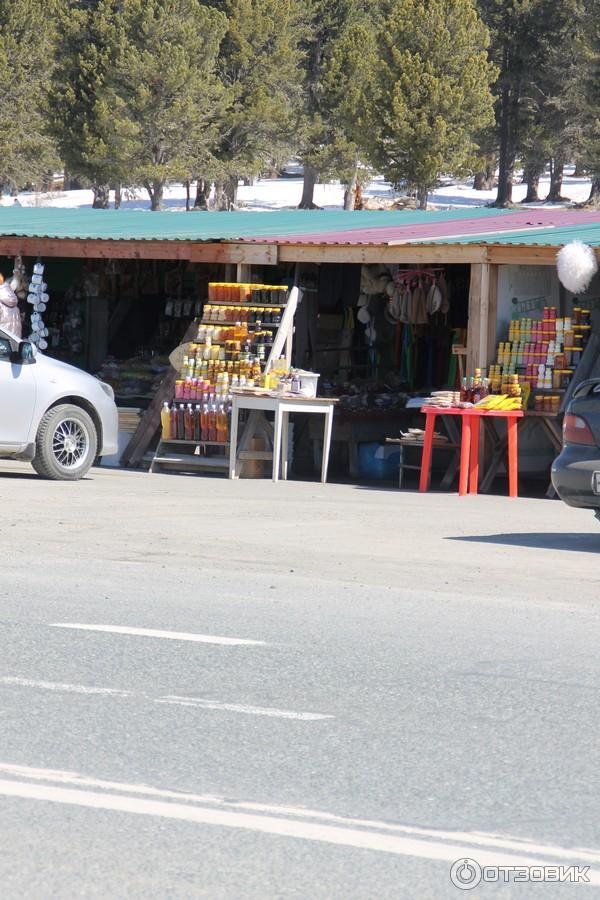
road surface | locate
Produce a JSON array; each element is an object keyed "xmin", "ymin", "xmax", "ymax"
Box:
[{"xmin": 0, "ymin": 462, "xmax": 599, "ymax": 898}]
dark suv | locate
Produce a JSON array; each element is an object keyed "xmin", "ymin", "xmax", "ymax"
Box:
[{"xmin": 551, "ymin": 378, "xmax": 600, "ymax": 524}]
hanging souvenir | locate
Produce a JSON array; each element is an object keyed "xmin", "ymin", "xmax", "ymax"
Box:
[{"xmin": 27, "ymin": 257, "xmax": 50, "ymax": 349}]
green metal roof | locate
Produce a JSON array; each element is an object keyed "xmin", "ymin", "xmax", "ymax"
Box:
[
  {"xmin": 426, "ymin": 222, "xmax": 600, "ymax": 247},
  {"xmin": 0, "ymin": 206, "xmax": 512, "ymax": 242},
  {"xmin": 0, "ymin": 206, "xmax": 597, "ymax": 249}
]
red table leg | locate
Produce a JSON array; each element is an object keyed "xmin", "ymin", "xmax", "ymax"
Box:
[
  {"xmin": 419, "ymin": 411, "xmax": 436, "ymax": 492},
  {"xmin": 469, "ymin": 415, "xmax": 480, "ymax": 495},
  {"xmin": 507, "ymin": 416, "xmax": 519, "ymax": 498},
  {"xmin": 458, "ymin": 414, "xmax": 471, "ymax": 496}
]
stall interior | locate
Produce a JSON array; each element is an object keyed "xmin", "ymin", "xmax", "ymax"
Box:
[
  {"xmin": 1, "ymin": 256, "xmax": 226, "ymax": 407},
  {"xmin": 292, "ymin": 261, "xmax": 471, "ymax": 479}
]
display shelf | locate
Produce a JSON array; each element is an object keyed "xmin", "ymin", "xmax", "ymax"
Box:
[
  {"xmin": 151, "ymin": 285, "xmax": 299, "ymax": 478},
  {"xmin": 160, "ymin": 438, "xmax": 230, "ymax": 447},
  {"xmin": 203, "ymin": 300, "xmax": 287, "ymax": 309},
  {"xmin": 152, "ymin": 454, "xmax": 229, "ymax": 472}
]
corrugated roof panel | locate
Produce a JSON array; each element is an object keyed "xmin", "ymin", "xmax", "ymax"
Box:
[
  {"xmin": 423, "ymin": 221, "xmax": 600, "ymax": 247},
  {"xmin": 0, "ymin": 206, "xmax": 597, "ymax": 249},
  {"xmin": 0, "ymin": 206, "xmax": 514, "ymax": 242}
]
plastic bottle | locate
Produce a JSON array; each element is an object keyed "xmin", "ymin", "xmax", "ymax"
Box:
[
  {"xmin": 160, "ymin": 402, "xmax": 171, "ymax": 440},
  {"xmin": 177, "ymin": 404, "xmax": 185, "ymax": 440},
  {"xmin": 200, "ymin": 401, "xmax": 209, "ymax": 441},
  {"xmin": 184, "ymin": 404, "xmax": 194, "ymax": 441},
  {"xmin": 209, "ymin": 400, "xmax": 217, "ymax": 442},
  {"xmin": 194, "ymin": 404, "xmax": 201, "ymax": 441}
]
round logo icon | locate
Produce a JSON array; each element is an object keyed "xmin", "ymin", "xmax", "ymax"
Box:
[{"xmin": 450, "ymin": 858, "xmax": 482, "ymax": 890}]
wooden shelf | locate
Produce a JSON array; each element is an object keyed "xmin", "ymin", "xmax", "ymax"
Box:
[
  {"xmin": 161, "ymin": 439, "xmax": 230, "ymax": 447},
  {"xmin": 203, "ymin": 300, "xmax": 286, "ymax": 308},
  {"xmin": 152, "ymin": 455, "xmax": 229, "ymax": 469}
]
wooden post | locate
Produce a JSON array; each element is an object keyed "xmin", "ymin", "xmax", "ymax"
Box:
[
  {"xmin": 467, "ymin": 263, "xmax": 497, "ymax": 376},
  {"xmin": 236, "ymin": 263, "xmax": 252, "ymax": 283}
]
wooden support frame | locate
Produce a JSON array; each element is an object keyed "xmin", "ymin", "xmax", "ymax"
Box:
[
  {"xmin": 0, "ymin": 237, "xmax": 277, "ymax": 264},
  {"xmin": 466, "ymin": 263, "xmax": 499, "ymax": 376}
]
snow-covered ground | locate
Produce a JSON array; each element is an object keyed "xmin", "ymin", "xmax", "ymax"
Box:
[{"xmin": 1, "ymin": 170, "xmax": 592, "ymax": 212}]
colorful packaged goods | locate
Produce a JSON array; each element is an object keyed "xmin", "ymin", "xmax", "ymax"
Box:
[{"xmin": 493, "ymin": 306, "xmax": 590, "ymax": 411}]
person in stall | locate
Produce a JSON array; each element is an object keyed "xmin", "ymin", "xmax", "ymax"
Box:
[{"xmin": 0, "ymin": 274, "xmax": 21, "ymax": 338}]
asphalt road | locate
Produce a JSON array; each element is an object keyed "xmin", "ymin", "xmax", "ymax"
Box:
[{"xmin": 0, "ymin": 461, "xmax": 599, "ymax": 899}]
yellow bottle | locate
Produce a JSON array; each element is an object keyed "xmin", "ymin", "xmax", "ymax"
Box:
[{"xmin": 160, "ymin": 402, "xmax": 171, "ymax": 440}]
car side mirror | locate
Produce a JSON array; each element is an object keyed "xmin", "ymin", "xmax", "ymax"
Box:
[{"xmin": 18, "ymin": 340, "xmax": 36, "ymax": 363}]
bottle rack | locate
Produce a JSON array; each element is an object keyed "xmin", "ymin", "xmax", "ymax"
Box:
[{"xmin": 151, "ymin": 287, "xmax": 298, "ymax": 476}]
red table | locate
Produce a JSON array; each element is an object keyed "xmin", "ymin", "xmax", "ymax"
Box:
[{"xmin": 419, "ymin": 406, "xmax": 524, "ymax": 497}]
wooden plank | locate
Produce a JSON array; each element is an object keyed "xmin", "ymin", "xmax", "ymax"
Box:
[
  {"xmin": 236, "ymin": 263, "xmax": 253, "ymax": 282},
  {"xmin": 0, "ymin": 236, "xmax": 277, "ymax": 264},
  {"xmin": 486, "ymin": 263, "xmax": 499, "ymax": 364},
  {"xmin": 278, "ymin": 243, "xmax": 487, "ymax": 265},
  {"xmin": 195, "ymin": 244, "xmax": 277, "ymax": 265},
  {"xmin": 265, "ymin": 287, "xmax": 299, "ymax": 372},
  {"xmin": 120, "ymin": 319, "xmax": 198, "ymax": 468},
  {"xmin": 466, "ymin": 263, "xmax": 483, "ymax": 376},
  {"xmin": 486, "ymin": 246, "xmax": 562, "ymax": 266}
]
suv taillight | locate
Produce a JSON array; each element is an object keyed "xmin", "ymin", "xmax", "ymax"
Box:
[{"xmin": 563, "ymin": 413, "xmax": 596, "ymax": 445}]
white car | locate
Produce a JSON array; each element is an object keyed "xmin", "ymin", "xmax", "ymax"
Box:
[{"xmin": 0, "ymin": 327, "xmax": 118, "ymax": 480}]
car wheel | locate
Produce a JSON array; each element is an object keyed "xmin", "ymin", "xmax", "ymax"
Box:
[{"xmin": 32, "ymin": 404, "xmax": 98, "ymax": 481}]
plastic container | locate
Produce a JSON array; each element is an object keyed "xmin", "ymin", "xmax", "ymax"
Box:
[
  {"xmin": 294, "ymin": 370, "xmax": 320, "ymax": 398},
  {"xmin": 358, "ymin": 442, "xmax": 401, "ymax": 481}
]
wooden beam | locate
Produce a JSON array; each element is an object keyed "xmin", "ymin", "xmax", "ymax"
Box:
[
  {"xmin": 191, "ymin": 243, "xmax": 277, "ymax": 264},
  {"xmin": 278, "ymin": 243, "xmax": 487, "ymax": 264},
  {"xmin": 466, "ymin": 263, "xmax": 494, "ymax": 376},
  {"xmin": 486, "ymin": 246, "xmax": 560, "ymax": 266},
  {"xmin": 486, "ymin": 264, "xmax": 499, "ymax": 364},
  {"xmin": 0, "ymin": 236, "xmax": 277, "ymax": 264},
  {"xmin": 236, "ymin": 263, "xmax": 253, "ymax": 282}
]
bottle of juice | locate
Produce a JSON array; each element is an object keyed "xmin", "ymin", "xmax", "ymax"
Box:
[
  {"xmin": 170, "ymin": 402, "xmax": 178, "ymax": 439},
  {"xmin": 160, "ymin": 401, "xmax": 171, "ymax": 439},
  {"xmin": 200, "ymin": 401, "xmax": 209, "ymax": 441},
  {"xmin": 209, "ymin": 400, "xmax": 217, "ymax": 442},
  {"xmin": 216, "ymin": 404, "xmax": 227, "ymax": 443},
  {"xmin": 184, "ymin": 404, "xmax": 194, "ymax": 441},
  {"xmin": 177, "ymin": 404, "xmax": 185, "ymax": 440},
  {"xmin": 194, "ymin": 404, "xmax": 201, "ymax": 441}
]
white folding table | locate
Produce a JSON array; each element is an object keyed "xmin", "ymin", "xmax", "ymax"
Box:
[{"xmin": 229, "ymin": 393, "xmax": 337, "ymax": 483}]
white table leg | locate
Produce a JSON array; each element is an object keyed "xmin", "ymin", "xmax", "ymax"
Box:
[
  {"xmin": 272, "ymin": 405, "xmax": 283, "ymax": 483},
  {"xmin": 229, "ymin": 401, "xmax": 239, "ymax": 479},
  {"xmin": 321, "ymin": 405, "xmax": 334, "ymax": 484},
  {"xmin": 281, "ymin": 411, "xmax": 289, "ymax": 481}
]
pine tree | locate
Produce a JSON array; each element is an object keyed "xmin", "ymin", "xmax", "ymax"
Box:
[
  {"xmin": 368, "ymin": 0, "xmax": 496, "ymax": 209},
  {"xmin": 51, "ymin": 2, "xmax": 134, "ymax": 208},
  {"xmin": 516, "ymin": 0, "xmax": 589, "ymax": 204},
  {"xmin": 322, "ymin": 20, "xmax": 379, "ymax": 208},
  {"xmin": 576, "ymin": 2, "xmax": 600, "ymax": 205},
  {"xmin": 477, "ymin": 0, "xmax": 532, "ymax": 206},
  {"xmin": 206, "ymin": 0, "xmax": 305, "ymax": 209},
  {"xmin": 296, "ymin": 0, "xmax": 370, "ymax": 208},
  {"xmin": 0, "ymin": 0, "xmax": 61, "ymax": 193},
  {"xmin": 115, "ymin": 0, "xmax": 227, "ymax": 210}
]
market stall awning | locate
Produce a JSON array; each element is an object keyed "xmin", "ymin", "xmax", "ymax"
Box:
[{"xmin": 0, "ymin": 206, "xmax": 598, "ymax": 264}]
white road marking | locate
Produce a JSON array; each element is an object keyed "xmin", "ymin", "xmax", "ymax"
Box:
[
  {"xmin": 0, "ymin": 677, "xmax": 135, "ymax": 698},
  {"xmin": 50, "ymin": 623, "xmax": 266, "ymax": 646},
  {"xmin": 0, "ymin": 678, "xmax": 332, "ymax": 721},
  {"xmin": 0, "ymin": 763, "xmax": 597, "ymax": 866},
  {"xmin": 0, "ymin": 765, "xmax": 597, "ymax": 878},
  {"xmin": 156, "ymin": 696, "xmax": 333, "ymax": 721}
]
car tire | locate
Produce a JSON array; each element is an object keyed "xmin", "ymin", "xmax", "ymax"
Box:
[{"xmin": 32, "ymin": 404, "xmax": 98, "ymax": 481}]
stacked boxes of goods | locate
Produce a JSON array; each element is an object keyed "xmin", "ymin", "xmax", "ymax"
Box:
[{"xmin": 491, "ymin": 306, "xmax": 591, "ymax": 412}]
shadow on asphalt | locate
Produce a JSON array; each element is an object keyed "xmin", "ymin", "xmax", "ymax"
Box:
[{"xmin": 449, "ymin": 532, "xmax": 600, "ymax": 553}]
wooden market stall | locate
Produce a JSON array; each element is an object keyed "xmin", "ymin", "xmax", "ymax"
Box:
[{"xmin": 0, "ymin": 206, "xmax": 598, "ymax": 487}]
